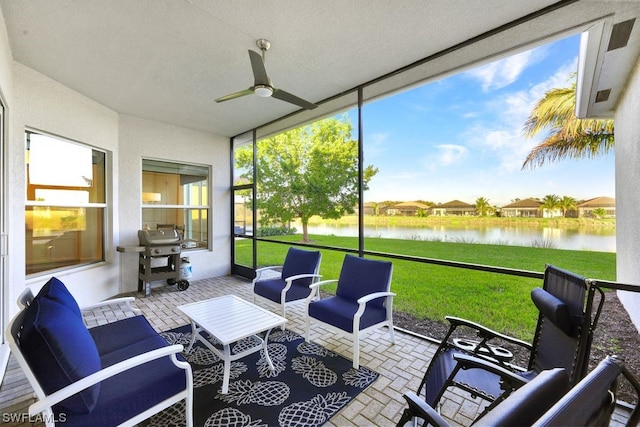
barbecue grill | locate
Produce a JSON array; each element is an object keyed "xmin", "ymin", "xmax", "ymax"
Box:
[{"xmin": 137, "ymin": 229, "xmax": 189, "ymax": 295}]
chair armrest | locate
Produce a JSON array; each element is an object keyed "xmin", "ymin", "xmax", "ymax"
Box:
[
  {"xmin": 29, "ymin": 344, "xmax": 187, "ymax": 416},
  {"xmin": 445, "ymin": 316, "xmax": 532, "ymax": 351},
  {"xmin": 256, "ymin": 266, "xmax": 283, "ymax": 272},
  {"xmin": 355, "ymin": 292, "xmax": 396, "ymax": 319},
  {"xmin": 283, "ymin": 274, "xmax": 322, "ymax": 292},
  {"xmin": 284, "ymin": 273, "xmax": 323, "ymax": 284},
  {"xmin": 453, "ymin": 353, "xmax": 528, "ymax": 391},
  {"xmin": 357, "ymin": 291, "xmax": 396, "ymax": 305},
  {"xmin": 81, "ymin": 297, "xmax": 142, "ymax": 316},
  {"xmin": 253, "ymin": 266, "xmax": 284, "ymax": 283},
  {"xmin": 308, "ymin": 279, "xmax": 339, "ymax": 290},
  {"xmin": 305, "ymin": 279, "xmax": 339, "ymax": 303},
  {"xmin": 401, "ymin": 392, "xmax": 449, "ymax": 427}
]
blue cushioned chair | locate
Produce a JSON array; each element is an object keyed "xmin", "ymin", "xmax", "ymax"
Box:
[
  {"xmin": 253, "ymin": 247, "xmax": 322, "ymax": 320},
  {"xmin": 399, "ymin": 264, "xmax": 604, "ymax": 424},
  {"xmin": 305, "ymin": 255, "xmax": 395, "ymax": 368},
  {"xmin": 7, "ymin": 277, "xmax": 193, "ymax": 427}
]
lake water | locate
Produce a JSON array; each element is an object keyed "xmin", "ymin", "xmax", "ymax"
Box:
[{"xmin": 294, "ymin": 222, "xmax": 616, "ymax": 252}]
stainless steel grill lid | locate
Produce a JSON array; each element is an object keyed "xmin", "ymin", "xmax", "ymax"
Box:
[{"xmin": 138, "ymin": 229, "xmax": 181, "ymax": 246}]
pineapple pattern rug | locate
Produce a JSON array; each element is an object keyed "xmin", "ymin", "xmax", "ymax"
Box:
[{"xmin": 146, "ymin": 325, "xmax": 379, "ymax": 427}]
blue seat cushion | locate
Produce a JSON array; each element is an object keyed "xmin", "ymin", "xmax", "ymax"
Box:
[
  {"xmin": 308, "ymin": 295, "xmax": 387, "ymax": 333},
  {"xmin": 254, "ymin": 278, "xmax": 313, "ymax": 303},
  {"xmin": 20, "ymin": 296, "xmax": 101, "ymax": 414},
  {"xmin": 52, "ymin": 333, "xmax": 187, "ymax": 427},
  {"xmin": 89, "ymin": 315, "xmax": 162, "ymax": 356},
  {"xmin": 37, "ymin": 276, "xmax": 82, "ymax": 319}
]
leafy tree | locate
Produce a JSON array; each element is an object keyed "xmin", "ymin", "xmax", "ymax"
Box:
[
  {"xmin": 522, "ymin": 75, "xmax": 614, "ymax": 169},
  {"xmin": 475, "ymin": 197, "xmax": 493, "ymax": 216},
  {"xmin": 558, "ymin": 195, "xmax": 577, "ymax": 217},
  {"xmin": 591, "ymin": 207, "xmax": 607, "ymax": 218},
  {"xmin": 235, "ymin": 116, "xmax": 378, "ymax": 242}
]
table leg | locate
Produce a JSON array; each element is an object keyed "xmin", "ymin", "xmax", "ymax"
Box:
[
  {"xmin": 186, "ymin": 321, "xmax": 197, "ymax": 353},
  {"xmin": 262, "ymin": 328, "xmax": 276, "ymax": 372},
  {"xmin": 222, "ymin": 344, "xmax": 232, "ymax": 394}
]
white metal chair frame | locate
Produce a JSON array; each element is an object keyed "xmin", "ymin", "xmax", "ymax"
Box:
[{"xmin": 305, "ymin": 275, "xmax": 396, "ymax": 369}]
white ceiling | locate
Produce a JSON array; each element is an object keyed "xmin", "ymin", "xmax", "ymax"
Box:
[{"xmin": 1, "ymin": 0, "xmax": 639, "ymax": 137}]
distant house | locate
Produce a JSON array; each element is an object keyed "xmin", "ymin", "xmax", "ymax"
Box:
[
  {"xmin": 500, "ymin": 198, "xmax": 542, "ymax": 218},
  {"xmin": 387, "ymin": 201, "xmax": 431, "ymax": 216},
  {"xmin": 430, "ymin": 200, "xmax": 475, "ymax": 216},
  {"xmin": 362, "ymin": 202, "xmax": 391, "ymax": 216},
  {"xmin": 578, "ymin": 196, "xmax": 616, "ymax": 218}
]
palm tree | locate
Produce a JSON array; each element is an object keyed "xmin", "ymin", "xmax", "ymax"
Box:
[
  {"xmin": 475, "ymin": 197, "xmax": 492, "ymax": 216},
  {"xmin": 558, "ymin": 195, "xmax": 577, "ymax": 217},
  {"xmin": 522, "ymin": 76, "xmax": 614, "ymax": 169},
  {"xmin": 539, "ymin": 194, "xmax": 560, "ymax": 217}
]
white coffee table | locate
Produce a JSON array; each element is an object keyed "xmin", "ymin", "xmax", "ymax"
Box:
[{"xmin": 178, "ymin": 295, "xmax": 287, "ymax": 393}]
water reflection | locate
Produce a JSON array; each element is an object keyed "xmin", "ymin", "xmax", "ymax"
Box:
[{"xmin": 293, "ymin": 222, "xmax": 616, "ymax": 252}]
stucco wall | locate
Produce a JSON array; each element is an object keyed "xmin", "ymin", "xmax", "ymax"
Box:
[
  {"xmin": 615, "ymin": 55, "xmax": 640, "ymax": 331},
  {"xmin": 3, "ymin": 64, "xmax": 231, "ymax": 316},
  {"xmin": 8, "ymin": 62, "xmax": 120, "ymax": 312},
  {"xmin": 117, "ymin": 115, "xmax": 230, "ymax": 292}
]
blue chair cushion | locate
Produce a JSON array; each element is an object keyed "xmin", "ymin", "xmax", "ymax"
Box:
[
  {"xmin": 531, "ymin": 288, "xmax": 578, "ymax": 337},
  {"xmin": 52, "ymin": 333, "xmax": 187, "ymax": 427},
  {"xmin": 20, "ymin": 296, "xmax": 101, "ymax": 414},
  {"xmin": 89, "ymin": 315, "xmax": 164, "ymax": 356},
  {"xmin": 37, "ymin": 276, "xmax": 82, "ymax": 319},
  {"xmin": 308, "ymin": 295, "xmax": 387, "ymax": 333},
  {"xmin": 254, "ymin": 277, "xmax": 314, "ymax": 303},
  {"xmin": 335, "ymin": 255, "xmax": 393, "ymax": 310},
  {"xmin": 280, "ymin": 247, "xmax": 321, "ymax": 286}
]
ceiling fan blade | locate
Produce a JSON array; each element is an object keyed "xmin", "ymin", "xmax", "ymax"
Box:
[
  {"xmin": 215, "ymin": 89, "xmax": 254, "ymax": 103},
  {"xmin": 248, "ymin": 50, "xmax": 270, "ymax": 86},
  {"xmin": 272, "ymin": 88, "xmax": 318, "ymax": 110}
]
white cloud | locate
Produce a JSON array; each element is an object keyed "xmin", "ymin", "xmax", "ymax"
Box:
[
  {"xmin": 435, "ymin": 144, "xmax": 468, "ymax": 166},
  {"xmin": 466, "ymin": 48, "xmax": 544, "ymax": 91}
]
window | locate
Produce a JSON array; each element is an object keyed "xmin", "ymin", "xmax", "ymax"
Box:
[
  {"xmin": 25, "ymin": 131, "xmax": 106, "ymax": 275},
  {"xmin": 142, "ymin": 159, "xmax": 209, "ymax": 249}
]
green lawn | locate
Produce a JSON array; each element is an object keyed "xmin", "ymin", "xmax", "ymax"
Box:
[{"xmin": 235, "ymin": 234, "xmax": 616, "ymax": 341}]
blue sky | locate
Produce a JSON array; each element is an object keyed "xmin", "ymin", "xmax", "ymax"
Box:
[{"xmin": 353, "ymin": 34, "xmax": 615, "ymax": 207}]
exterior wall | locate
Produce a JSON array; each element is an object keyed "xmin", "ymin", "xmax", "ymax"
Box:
[
  {"xmin": 118, "ymin": 115, "xmax": 230, "ymax": 292},
  {"xmin": 615, "ymin": 56, "xmax": 640, "ymax": 331},
  {"xmin": 8, "ymin": 62, "xmax": 119, "ymax": 315}
]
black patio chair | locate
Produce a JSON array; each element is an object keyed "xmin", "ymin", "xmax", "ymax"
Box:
[
  {"xmin": 398, "ymin": 356, "xmax": 640, "ymax": 427},
  {"xmin": 533, "ymin": 355, "xmax": 640, "ymax": 427},
  {"xmin": 399, "ymin": 264, "xmax": 604, "ymax": 424},
  {"xmin": 397, "ymin": 366, "xmax": 569, "ymax": 427}
]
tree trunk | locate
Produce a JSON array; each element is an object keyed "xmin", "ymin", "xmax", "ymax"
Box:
[{"xmin": 301, "ymin": 219, "xmax": 309, "ymax": 242}]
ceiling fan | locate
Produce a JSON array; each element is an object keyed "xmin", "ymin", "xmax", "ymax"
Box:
[{"xmin": 215, "ymin": 39, "xmax": 318, "ymax": 110}]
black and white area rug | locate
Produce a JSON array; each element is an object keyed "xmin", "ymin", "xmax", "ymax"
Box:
[{"xmin": 146, "ymin": 325, "xmax": 379, "ymax": 427}]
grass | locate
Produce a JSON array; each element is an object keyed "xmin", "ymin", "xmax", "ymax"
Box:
[{"xmin": 234, "ymin": 234, "xmax": 616, "ymax": 341}]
